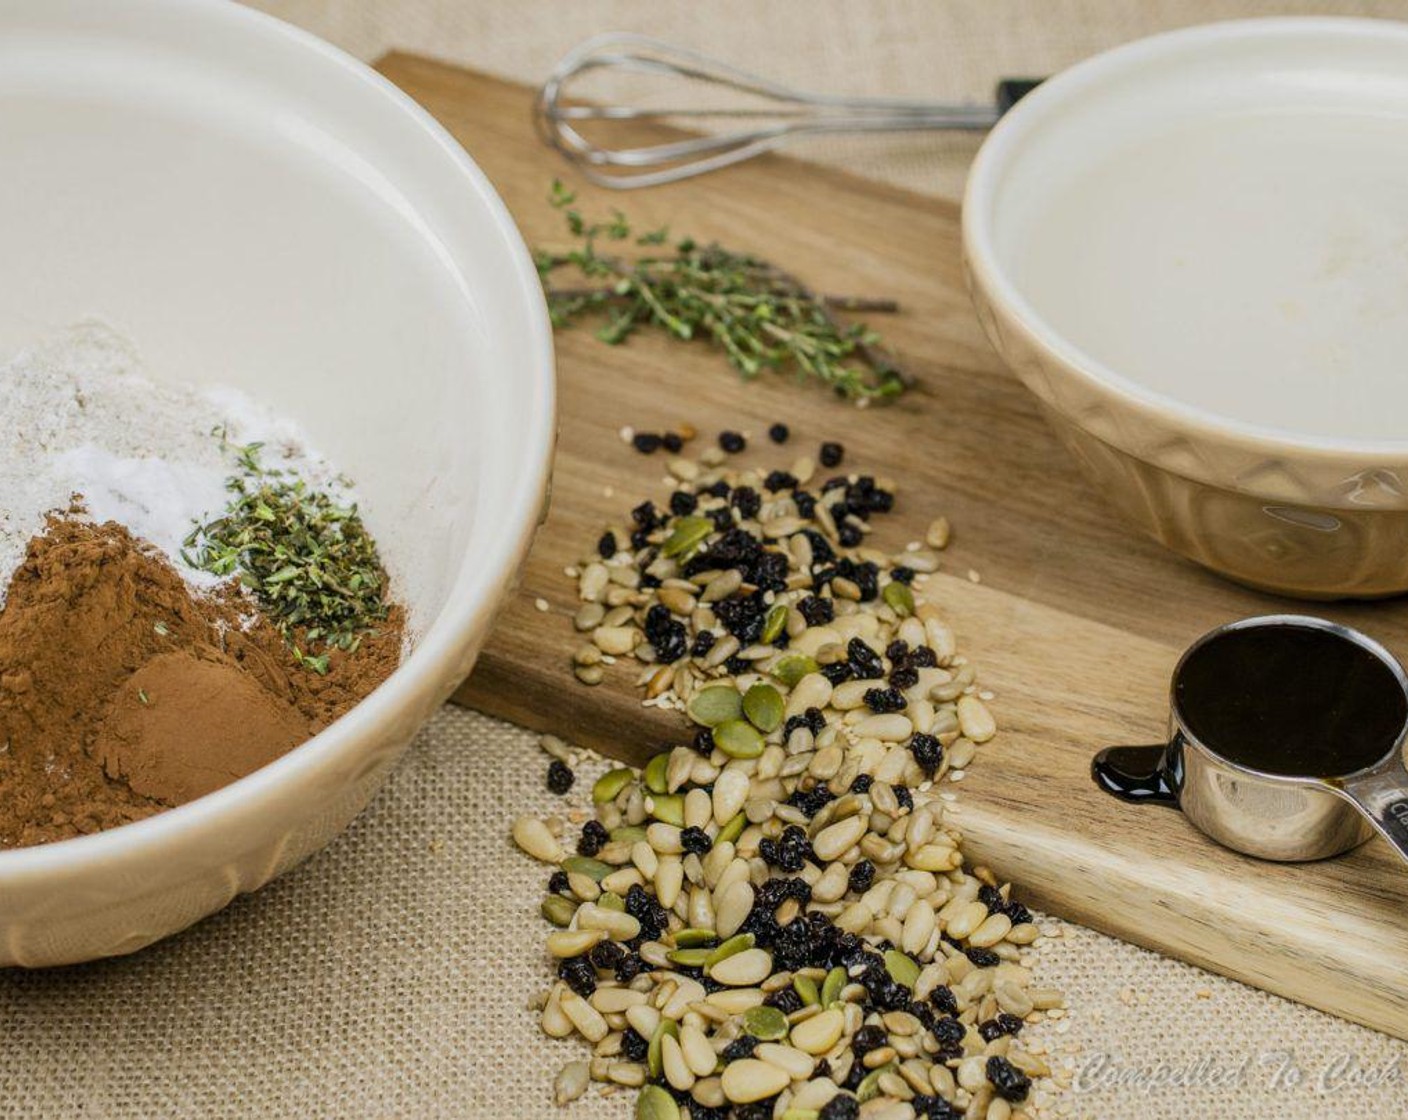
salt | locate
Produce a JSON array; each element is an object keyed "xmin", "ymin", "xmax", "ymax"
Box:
[
  {"xmin": 0, "ymin": 320, "xmax": 345, "ymax": 606},
  {"xmin": 48, "ymin": 446, "xmax": 229, "ymax": 588}
]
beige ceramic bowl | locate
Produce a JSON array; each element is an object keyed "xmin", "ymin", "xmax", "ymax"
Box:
[
  {"xmin": 0, "ymin": 2, "xmax": 553, "ymax": 965},
  {"xmin": 964, "ymin": 19, "xmax": 1408, "ymax": 599}
]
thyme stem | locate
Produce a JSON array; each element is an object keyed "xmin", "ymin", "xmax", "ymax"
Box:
[{"xmin": 535, "ymin": 181, "xmax": 909, "ymax": 400}]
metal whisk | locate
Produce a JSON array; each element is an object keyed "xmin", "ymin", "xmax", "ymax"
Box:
[{"xmin": 535, "ymin": 33, "xmax": 1040, "ymax": 189}]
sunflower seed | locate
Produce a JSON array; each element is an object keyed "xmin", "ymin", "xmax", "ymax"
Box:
[
  {"xmin": 512, "ymin": 816, "xmax": 563, "ymax": 863},
  {"xmin": 709, "ymin": 947, "xmax": 774, "ymax": 986},
  {"xmin": 554, "ymin": 1061, "xmax": 590, "ymax": 1105},
  {"xmin": 720, "ymin": 1059, "xmax": 790, "ymax": 1104},
  {"xmin": 790, "ymin": 1007, "xmax": 845, "ymax": 1054}
]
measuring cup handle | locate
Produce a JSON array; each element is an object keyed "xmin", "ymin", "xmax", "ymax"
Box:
[
  {"xmin": 1338, "ymin": 755, "xmax": 1408, "ymax": 866},
  {"xmin": 995, "ymin": 79, "xmax": 1044, "ymax": 115}
]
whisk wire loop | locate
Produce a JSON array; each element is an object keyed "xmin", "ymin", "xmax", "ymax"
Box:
[{"xmin": 535, "ymin": 32, "xmax": 1008, "ymax": 188}]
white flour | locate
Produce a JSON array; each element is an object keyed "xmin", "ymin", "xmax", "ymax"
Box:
[{"xmin": 0, "ymin": 321, "xmax": 342, "ymax": 605}]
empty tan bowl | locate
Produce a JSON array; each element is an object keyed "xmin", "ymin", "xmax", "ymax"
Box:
[
  {"xmin": 963, "ymin": 18, "xmax": 1408, "ymax": 599},
  {"xmin": 0, "ymin": 2, "xmax": 554, "ymax": 965}
]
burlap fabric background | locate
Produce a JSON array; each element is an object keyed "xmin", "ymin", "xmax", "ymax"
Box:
[{"xmin": 3, "ymin": 3, "xmax": 1407, "ymax": 1117}]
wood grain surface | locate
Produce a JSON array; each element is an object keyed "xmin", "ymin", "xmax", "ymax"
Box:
[{"xmin": 375, "ymin": 54, "xmax": 1408, "ymax": 1039}]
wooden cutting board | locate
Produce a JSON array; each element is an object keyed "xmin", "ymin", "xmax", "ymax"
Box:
[{"xmin": 376, "ymin": 54, "xmax": 1408, "ymax": 1040}]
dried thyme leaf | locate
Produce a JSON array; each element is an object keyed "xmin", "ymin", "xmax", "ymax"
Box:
[
  {"xmin": 536, "ymin": 181, "xmax": 908, "ymax": 401},
  {"xmin": 185, "ymin": 444, "xmax": 388, "ymax": 671}
]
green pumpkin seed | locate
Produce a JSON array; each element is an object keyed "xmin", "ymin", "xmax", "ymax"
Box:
[
  {"xmin": 883, "ymin": 949, "xmax": 920, "ymax": 989},
  {"xmin": 742, "ymin": 1004, "xmax": 789, "ymax": 1041},
  {"xmin": 717, "ymin": 811, "xmax": 746, "ymax": 845},
  {"xmin": 649, "ymin": 793, "xmax": 685, "ymax": 826},
  {"xmin": 820, "ymin": 966, "xmax": 846, "ymax": 1007},
  {"xmin": 742, "ymin": 683, "xmax": 784, "ymax": 733},
  {"xmin": 760, "ymin": 603, "xmax": 788, "ymax": 643},
  {"xmin": 598, "ymin": 891, "xmax": 625, "ymax": 912},
  {"xmin": 610, "ymin": 825, "xmax": 648, "ymax": 844},
  {"xmin": 594, "ymin": 767, "xmax": 635, "ymax": 802},
  {"xmin": 643, "ymin": 753, "xmax": 670, "ymax": 794},
  {"xmin": 781, "ymin": 1111, "xmax": 820, "ymax": 1120},
  {"xmin": 793, "ymin": 975, "xmax": 819, "ymax": 1007},
  {"xmin": 771, "ymin": 653, "xmax": 819, "ymax": 688},
  {"xmin": 883, "ymin": 580, "xmax": 916, "ymax": 617},
  {"xmin": 661, "ymin": 516, "xmax": 713, "ymax": 559},
  {"xmin": 668, "ymin": 948, "xmax": 712, "ymax": 968},
  {"xmin": 674, "ymin": 928, "xmax": 719, "ymax": 948},
  {"xmin": 637, "ymin": 1084, "xmax": 680, "ymax": 1120},
  {"xmin": 703, "ymin": 932, "xmax": 754, "ymax": 968},
  {"xmin": 561, "ymin": 856, "xmax": 612, "ymax": 882},
  {"xmin": 714, "ymin": 719, "xmax": 764, "ymax": 759},
  {"xmin": 647, "ymin": 1019, "xmax": 679, "ymax": 1080},
  {"xmin": 541, "ymin": 895, "xmax": 577, "ymax": 927},
  {"xmin": 687, "ymin": 685, "xmax": 744, "ymax": 727},
  {"xmin": 856, "ymin": 1064, "xmax": 895, "ymax": 1102}
]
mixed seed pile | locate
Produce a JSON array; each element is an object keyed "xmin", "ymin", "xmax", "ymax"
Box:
[{"xmin": 513, "ymin": 428, "xmax": 1064, "ymax": 1120}]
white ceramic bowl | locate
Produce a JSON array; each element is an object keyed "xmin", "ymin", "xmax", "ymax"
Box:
[
  {"xmin": 0, "ymin": 1, "xmax": 554, "ymax": 965},
  {"xmin": 964, "ymin": 18, "xmax": 1408, "ymax": 598}
]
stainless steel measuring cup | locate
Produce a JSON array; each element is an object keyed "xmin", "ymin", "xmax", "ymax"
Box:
[{"xmin": 1093, "ymin": 615, "xmax": 1408, "ymax": 864}]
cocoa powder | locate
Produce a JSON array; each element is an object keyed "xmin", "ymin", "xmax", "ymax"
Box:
[{"xmin": 0, "ymin": 516, "xmax": 403, "ymax": 849}]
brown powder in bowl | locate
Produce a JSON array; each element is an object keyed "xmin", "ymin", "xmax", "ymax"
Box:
[
  {"xmin": 0, "ymin": 515, "xmax": 404, "ymax": 849},
  {"xmin": 93, "ymin": 652, "xmax": 314, "ymax": 804}
]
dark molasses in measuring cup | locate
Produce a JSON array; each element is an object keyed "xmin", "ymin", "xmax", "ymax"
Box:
[{"xmin": 1091, "ymin": 615, "xmax": 1408, "ymax": 866}]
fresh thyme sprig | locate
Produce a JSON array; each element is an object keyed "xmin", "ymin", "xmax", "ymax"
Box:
[
  {"xmin": 535, "ymin": 181, "xmax": 908, "ymax": 401},
  {"xmin": 184, "ymin": 441, "xmax": 388, "ymax": 674}
]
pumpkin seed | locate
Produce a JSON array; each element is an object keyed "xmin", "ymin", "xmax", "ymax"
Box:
[
  {"xmin": 668, "ymin": 948, "xmax": 712, "ymax": 968},
  {"xmin": 541, "ymin": 896, "xmax": 577, "ymax": 927},
  {"xmin": 820, "ymin": 966, "xmax": 847, "ymax": 1007},
  {"xmin": 704, "ymin": 932, "xmax": 755, "ymax": 968},
  {"xmin": 883, "ymin": 949, "xmax": 920, "ymax": 989},
  {"xmin": 882, "ymin": 580, "xmax": 916, "ymax": 616},
  {"xmin": 649, "ymin": 793, "xmax": 685, "ymax": 826},
  {"xmin": 717, "ymin": 811, "xmax": 746, "ymax": 845},
  {"xmin": 771, "ymin": 653, "xmax": 819, "ymax": 688},
  {"xmin": 661, "ymin": 516, "xmax": 713, "ymax": 559},
  {"xmin": 647, "ymin": 1019, "xmax": 679, "ymax": 1080},
  {"xmin": 741, "ymin": 1005, "xmax": 789, "ymax": 1041},
  {"xmin": 598, "ymin": 891, "xmax": 625, "ymax": 912},
  {"xmin": 643, "ymin": 753, "xmax": 670, "ymax": 794},
  {"xmin": 674, "ymin": 928, "xmax": 719, "ymax": 948},
  {"xmin": 688, "ymin": 685, "xmax": 746, "ymax": 727},
  {"xmin": 792, "ymin": 975, "xmax": 819, "ymax": 1007},
  {"xmin": 761, "ymin": 602, "xmax": 788, "ymax": 643},
  {"xmin": 714, "ymin": 719, "xmax": 765, "ymax": 759},
  {"xmin": 742, "ymin": 682, "xmax": 785, "ymax": 733},
  {"xmin": 856, "ymin": 1063, "xmax": 896, "ymax": 1103},
  {"xmin": 561, "ymin": 855, "xmax": 612, "ymax": 882},
  {"xmin": 611, "ymin": 825, "xmax": 648, "ymax": 844},
  {"xmin": 636, "ymin": 1084, "xmax": 681, "ymax": 1120},
  {"xmin": 594, "ymin": 767, "xmax": 635, "ymax": 803}
]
